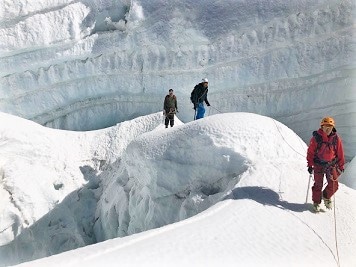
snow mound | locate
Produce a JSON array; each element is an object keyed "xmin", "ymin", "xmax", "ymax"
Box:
[
  {"xmin": 341, "ymin": 156, "xmax": 356, "ymax": 190},
  {"xmin": 1, "ymin": 112, "xmax": 356, "ymax": 267},
  {"xmin": 94, "ymin": 112, "xmax": 307, "ymax": 240},
  {"xmin": 0, "ymin": 111, "xmax": 180, "ymax": 266}
]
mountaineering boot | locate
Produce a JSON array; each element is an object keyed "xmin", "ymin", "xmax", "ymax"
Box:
[
  {"xmin": 313, "ymin": 203, "xmax": 321, "ymax": 212},
  {"xmin": 323, "ymin": 197, "xmax": 332, "ymax": 209}
]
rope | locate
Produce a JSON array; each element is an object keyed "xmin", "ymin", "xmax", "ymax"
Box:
[
  {"xmin": 272, "ymin": 118, "xmax": 341, "ymax": 266},
  {"xmin": 205, "ymin": 107, "xmax": 307, "ymax": 162},
  {"xmin": 323, "ymin": 168, "xmax": 341, "ymax": 267},
  {"xmin": 331, "ymin": 170, "xmax": 341, "ymax": 267},
  {"xmin": 133, "ymin": 95, "xmax": 343, "ymax": 267},
  {"xmin": 208, "ymin": 105, "xmax": 224, "ymax": 114},
  {"xmin": 333, "ymin": 194, "xmax": 341, "ymax": 267},
  {"xmin": 271, "ymin": 118, "xmax": 306, "ymax": 158},
  {"xmin": 191, "ymin": 87, "xmax": 208, "ymax": 104},
  {"xmin": 272, "ymin": 162, "xmax": 339, "ymax": 265}
]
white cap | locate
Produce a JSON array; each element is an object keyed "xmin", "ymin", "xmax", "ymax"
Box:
[{"xmin": 202, "ymin": 78, "xmax": 208, "ymax": 83}]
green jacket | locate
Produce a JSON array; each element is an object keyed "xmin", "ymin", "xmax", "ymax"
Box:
[{"xmin": 164, "ymin": 95, "xmax": 177, "ymax": 114}]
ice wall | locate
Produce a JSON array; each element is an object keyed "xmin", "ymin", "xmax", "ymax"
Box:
[{"xmin": 0, "ymin": 0, "xmax": 355, "ymax": 159}]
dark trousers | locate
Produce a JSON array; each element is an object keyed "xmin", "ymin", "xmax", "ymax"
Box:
[{"xmin": 165, "ymin": 114, "xmax": 174, "ymax": 127}]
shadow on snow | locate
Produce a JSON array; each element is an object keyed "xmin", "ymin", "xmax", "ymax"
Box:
[{"xmin": 230, "ymin": 186, "xmax": 310, "ymax": 213}]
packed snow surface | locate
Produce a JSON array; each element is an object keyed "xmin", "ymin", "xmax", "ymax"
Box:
[{"xmin": 0, "ymin": 111, "xmax": 355, "ymax": 266}]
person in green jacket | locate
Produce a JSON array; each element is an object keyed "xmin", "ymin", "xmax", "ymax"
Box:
[{"xmin": 163, "ymin": 89, "xmax": 178, "ymax": 128}]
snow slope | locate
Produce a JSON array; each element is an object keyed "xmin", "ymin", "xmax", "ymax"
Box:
[{"xmin": 0, "ymin": 112, "xmax": 355, "ymax": 266}]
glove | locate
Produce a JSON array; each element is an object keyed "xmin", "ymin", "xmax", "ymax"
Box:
[
  {"xmin": 308, "ymin": 167, "xmax": 313, "ymax": 174},
  {"xmin": 206, "ymin": 101, "xmax": 211, "ymax": 106}
]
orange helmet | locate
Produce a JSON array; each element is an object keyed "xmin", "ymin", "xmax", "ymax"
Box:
[{"xmin": 320, "ymin": 117, "xmax": 335, "ymax": 127}]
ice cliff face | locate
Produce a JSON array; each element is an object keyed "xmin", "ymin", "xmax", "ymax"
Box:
[{"xmin": 0, "ymin": 0, "xmax": 355, "ymax": 158}]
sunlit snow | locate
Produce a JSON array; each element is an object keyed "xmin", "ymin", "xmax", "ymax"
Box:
[
  {"xmin": 0, "ymin": 112, "xmax": 355, "ymax": 267},
  {"xmin": 0, "ymin": 0, "xmax": 355, "ymax": 266}
]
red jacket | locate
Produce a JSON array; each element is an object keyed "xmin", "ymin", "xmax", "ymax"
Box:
[{"xmin": 307, "ymin": 128, "xmax": 345, "ymax": 170}]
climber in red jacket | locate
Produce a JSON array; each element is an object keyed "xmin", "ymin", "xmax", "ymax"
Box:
[{"xmin": 307, "ymin": 117, "xmax": 345, "ymax": 211}]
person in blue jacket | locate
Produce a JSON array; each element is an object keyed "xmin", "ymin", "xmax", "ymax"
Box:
[{"xmin": 190, "ymin": 78, "xmax": 210, "ymax": 120}]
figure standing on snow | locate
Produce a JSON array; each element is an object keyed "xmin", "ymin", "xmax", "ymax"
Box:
[
  {"xmin": 307, "ymin": 117, "xmax": 345, "ymax": 212},
  {"xmin": 190, "ymin": 78, "xmax": 210, "ymax": 120},
  {"xmin": 163, "ymin": 89, "xmax": 178, "ymax": 128}
]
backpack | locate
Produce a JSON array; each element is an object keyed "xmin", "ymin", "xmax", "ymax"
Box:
[
  {"xmin": 190, "ymin": 86, "xmax": 198, "ymax": 104},
  {"xmin": 312, "ymin": 130, "xmax": 338, "ymax": 158},
  {"xmin": 190, "ymin": 84, "xmax": 207, "ymax": 104}
]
